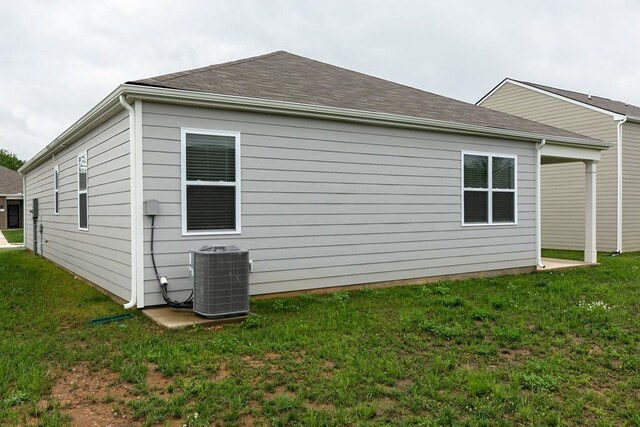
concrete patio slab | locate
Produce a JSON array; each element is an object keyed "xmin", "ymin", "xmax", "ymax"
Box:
[
  {"xmin": 142, "ymin": 306, "xmax": 248, "ymax": 329},
  {"xmin": 538, "ymin": 257, "xmax": 596, "ymax": 271}
]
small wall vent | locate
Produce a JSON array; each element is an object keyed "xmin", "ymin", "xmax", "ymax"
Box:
[{"xmin": 190, "ymin": 245, "xmax": 250, "ymax": 318}]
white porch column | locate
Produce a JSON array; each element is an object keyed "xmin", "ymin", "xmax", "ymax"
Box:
[{"xmin": 585, "ymin": 161, "xmax": 597, "ymax": 263}]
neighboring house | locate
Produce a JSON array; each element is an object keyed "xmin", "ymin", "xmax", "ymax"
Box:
[
  {"xmin": 19, "ymin": 51, "xmax": 608, "ymax": 308},
  {"xmin": 0, "ymin": 165, "xmax": 24, "ymax": 230},
  {"xmin": 478, "ymin": 79, "xmax": 640, "ymax": 252}
]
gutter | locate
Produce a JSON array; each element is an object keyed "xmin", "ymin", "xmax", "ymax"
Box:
[
  {"xmin": 123, "ymin": 84, "xmax": 610, "ymax": 150},
  {"xmin": 535, "ymin": 139, "xmax": 546, "ymax": 268},
  {"xmin": 616, "ymin": 117, "xmax": 628, "ymax": 253}
]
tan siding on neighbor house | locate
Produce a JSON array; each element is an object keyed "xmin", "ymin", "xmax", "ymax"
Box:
[
  {"xmin": 621, "ymin": 121, "xmax": 640, "ymax": 251},
  {"xmin": 481, "ymin": 82, "xmax": 618, "ymax": 251},
  {"xmin": 141, "ymin": 102, "xmax": 537, "ymax": 306},
  {"xmin": 24, "ymin": 110, "xmax": 132, "ymax": 300}
]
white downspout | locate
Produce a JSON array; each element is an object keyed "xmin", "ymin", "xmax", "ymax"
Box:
[
  {"xmin": 536, "ymin": 139, "xmax": 546, "ymax": 268},
  {"xmin": 616, "ymin": 117, "xmax": 627, "ymax": 253},
  {"xmin": 120, "ymin": 95, "xmax": 137, "ymax": 309}
]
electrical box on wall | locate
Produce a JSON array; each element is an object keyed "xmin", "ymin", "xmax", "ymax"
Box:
[
  {"xmin": 144, "ymin": 199, "xmax": 160, "ymax": 216},
  {"xmin": 32, "ymin": 199, "xmax": 39, "ymax": 219}
]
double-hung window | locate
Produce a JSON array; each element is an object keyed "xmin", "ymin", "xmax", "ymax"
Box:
[
  {"xmin": 181, "ymin": 129, "xmax": 241, "ymax": 235},
  {"xmin": 462, "ymin": 152, "xmax": 516, "ymax": 225},
  {"xmin": 54, "ymin": 165, "xmax": 59, "ymax": 214},
  {"xmin": 78, "ymin": 153, "xmax": 88, "ymax": 230}
]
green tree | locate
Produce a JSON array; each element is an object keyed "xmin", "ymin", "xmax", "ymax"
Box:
[{"xmin": 0, "ymin": 149, "xmax": 25, "ymax": 171}]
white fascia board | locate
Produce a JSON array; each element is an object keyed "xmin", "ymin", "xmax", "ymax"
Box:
[
  {"xmin": 540, "ymin": 143, "xmax": 602, "ymax": 162},
  {"xmin": 478, "ymin": 79, "xmax": 625, "ymax": 121},
  {"xmin": 123, "ymin": 84, "xmax": 609, "ymax": 150}
]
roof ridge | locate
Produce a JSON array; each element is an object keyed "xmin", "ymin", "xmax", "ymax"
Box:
[{"xmin": 131, "ymin": 51, "xmax": 287, "ymax": 85}]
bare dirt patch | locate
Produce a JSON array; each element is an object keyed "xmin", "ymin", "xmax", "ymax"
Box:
[
  {"xmin": 397, "ymin": 378, "xmax": 412, "ymax": 389},
  {"xmin": 588, "ymin": 345, "xmax": 603, "ymax": 356},
  {"xmin": 306, "ymin": 400, "xmax": 335, "ymax": 411},
  {"xmin": 146, "ymin": 363, "xmax": 172, "ymax": 394},
  {"xmin": 242, "ymin": 356, "xmax": 265, "ymax": 368},
  {"xmin": 212, "ymin": 362, "xmax": 231, "ymax": 382},
  {"xmin": 51, "ymin": 364, "xmax": 139, "ymax": 426},
  {"xmin": 499, "ymin": 348, "xmax": 531, "ymax": 363},
  {"xmin": 321, "ymin": 360, "xmax": 336, "ymax": 378},
  {"xmin": 239, "ymin": 413, "xmax": 256, "ymax": 426}
]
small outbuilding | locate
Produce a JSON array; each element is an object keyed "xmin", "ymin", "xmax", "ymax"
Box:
[
  {"xmin": 19, "ymin": 52, "xmax": 609, "ymax": 308},
  {"xmin": 0, "ymin": 165, "xmax": 24, "ymax": 230},
  {"xmin": 478, "ymin": 79, "xmax": 640, "ymax": 252}
]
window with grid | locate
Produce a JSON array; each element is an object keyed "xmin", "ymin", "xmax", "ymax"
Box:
[
  {"xmin": 182, "ymin": 130, "xmax": 240, "ymax": 234},
  {"xmin": 463, "ymin": 153, "xmax": 516, "ymax": 225}
]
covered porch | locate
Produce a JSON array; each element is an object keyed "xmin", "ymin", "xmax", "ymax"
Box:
[{"xmin": 536, "ymin": 141, "xmax": 602, "ymax": 267}]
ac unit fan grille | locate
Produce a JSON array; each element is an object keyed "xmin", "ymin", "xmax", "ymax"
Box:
[{"xmin": 192, "ymin": 250, "xmax": 249, "ymax": 318}]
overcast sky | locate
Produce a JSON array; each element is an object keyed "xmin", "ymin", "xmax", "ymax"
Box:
[{"xmin": 2, "ymin": 0, "xmax": 639, "ymax": 161}]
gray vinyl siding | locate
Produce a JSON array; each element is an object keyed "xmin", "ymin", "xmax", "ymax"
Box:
[
  {"xmin": 622, "ymin": 121, "xmax": 640, "ymax": 251},
  {"xmin": 141, "ymin": 102, "xmax": 537, "ymax": 306},
  {"xmin": 481, "ymin": 82, "xmax": 618, "ymax": 251},
  {"xmin": 24, "ymin": 110, "xmax": 132, "ymax": 300}
]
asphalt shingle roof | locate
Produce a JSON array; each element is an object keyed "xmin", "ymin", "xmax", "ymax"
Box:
[
  {"xmin": 0, "ymin": 165, "xmax": 23, "ymax": 195},
  {"xmin": 516, "ymin": 80, "xmax": 640, "ymax": 118},
  {"xmin": 129, "ymin": 51, "xmax": 593, "ymax": 141}
]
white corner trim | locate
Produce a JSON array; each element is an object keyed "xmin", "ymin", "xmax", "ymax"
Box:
[
  {"xmin": 120, "ymin": 95, "xmax": 137, "ymax": 310},
  {"xmin": 134, "ymin": 100, "xmax": 144, "ymax": 308},
  {"xmin": 616, "ymin": 117, "xmax": 627, "ymax": 253},
  {"xmin": 22, "ymin": 175, "xmax": 26, "ymax": 249},
  {"xmin": 535, "ymin": 139, "xmax": 546, "ymax": 268},
  {"xmin": 478, "ymin": 79, "xmax": 626, "ymax": 121}
]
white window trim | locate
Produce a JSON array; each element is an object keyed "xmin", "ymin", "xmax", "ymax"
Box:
[
  {"xmin": 461, "ymin": 150, "xmax": 518, "ymax": 227},
  {"xmin": 54, "ymin": 164, "xmax": 59, "ymax": 215},
  {"xmin": 180, "ymin": 128, "xmax": 242, "ymax": 236},
  {"xmin": 78, "ymin": 152, "xmax": 88, "ymax": 231}
]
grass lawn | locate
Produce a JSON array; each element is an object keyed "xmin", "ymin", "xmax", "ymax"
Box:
[
  {"xmin": 1, "ymin": 228, "xmax": 23, "ymax": 244},
  {"xmin": 2, "ymin": 250, "xmax": 640, "ymax": 426}
]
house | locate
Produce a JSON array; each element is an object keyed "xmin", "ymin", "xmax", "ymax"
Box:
[
  {"xmin": 478, "ymin": 79, "xmax": 640, "ymax": 252},
  {"xmin": 0, "ymin": 165, "xmax": 24, "ymax": 230},
  {"xmin": 18, "ymin": 51, "xmax": 609, "ymax": 309}
]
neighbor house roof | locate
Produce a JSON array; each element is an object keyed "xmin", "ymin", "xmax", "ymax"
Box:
[
  {"xmin": 514, "ymin": 80, "xmax": 640, "ymax": 118},
  {"xmin": 479, "ymin": 78, "xmax": 640, "ymax": 120},
  {"xmin": 0, "ymin": 165, "xmax": 23, "ymax": 195},
  {"xmin": 129, "ymin": 51, "xmax": 592, "ymax": 141}
]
